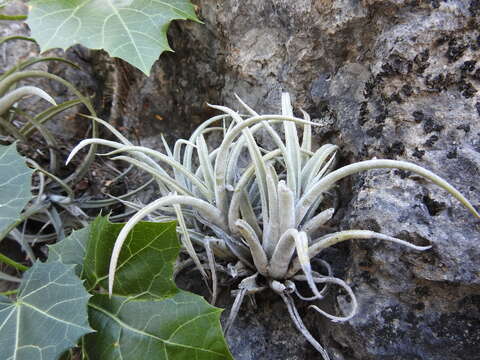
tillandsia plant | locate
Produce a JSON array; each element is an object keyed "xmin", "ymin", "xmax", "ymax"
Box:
[
  {"xmin": 0, "ymin": 50, "xmax": 99, "ymax": 244},
  {"xmin": 0, "ymin": 31, "xmax": 110, "ymax": 274},
  {"xmin": 68, "ymin": 93, "xmax": 479, "ymax": 359},
  {"xmin": 0, "ymin": 9, "xmax": 163, "ymax": 284},
  {"xmin": 0, "ymin": 38, "xmax": 160, "ymax": 253}
]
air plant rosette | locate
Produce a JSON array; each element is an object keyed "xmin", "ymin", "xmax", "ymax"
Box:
[
  {"xmin": 68, "ymin": 93, "xmax": 479, "ymax": 359},
  {"xmin": 0, "ymin": 52, "xmax": 102, "ymax": 263}
]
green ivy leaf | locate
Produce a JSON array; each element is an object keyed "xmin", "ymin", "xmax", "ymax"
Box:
[
  {"xmin": 26, "ymin": 0, "xmax": 199, "ymax": 75},
  {"xmin": 48, "ymin": 227, "xmax": 89, "ymax": 276},
  {"xmin": 50, "ymin": 216, "xmax": 180, "ymax": 295},
  {"xmin": 85, "ymin": 217, "xmax": 180, "ymax": 297},
  {"xmin": 0, "ymin": 261, "xmax": 93, "ymax": 360},
  {"xmin": 0, "ymin": 143, "xmax": 33, "ymax": 239},
  {"xmin": 50, "ymin": 216, "xmax": 233, "ymax": 359},
  {"xmin": 85, "ymin": 292, "xmax": 230, "ymax": 360}
]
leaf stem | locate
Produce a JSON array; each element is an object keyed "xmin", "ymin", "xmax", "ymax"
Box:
[
  {"xmin": 0, "ymin": 14, "xmax": 27, "ymax": 21},
  {"xmin": 0, "ymin": 288, "xmax": 18, "ymax": 296},
  {"xmin": 0, "ymin": 252, "xmax": 28, "ymax": 271}
]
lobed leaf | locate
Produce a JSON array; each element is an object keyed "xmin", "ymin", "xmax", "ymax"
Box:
[
  {"xmin": 27, "ymin": 0, "xmax": 200, "ymax": 75},
  {"xmin": 0, "ymin": 261, "xmax": 93, "ymax": 360},
  {"xmin": 48, "ymin": 227, "xmax": 88, "ymax": 276},
  {"xmin": 50, "ymin": 215, "xmax": 233, "ymax": 359},
  {"xmin": 0, "ymin": 143, "xmax": 33, "ymax": 240},
  {"xmin": 85, "ymin": 291, "xmax": 231, "ymax": 360}
]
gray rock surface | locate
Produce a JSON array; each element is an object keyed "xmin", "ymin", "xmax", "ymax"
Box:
[
  {"xmin": 2, "ymin": 0, "xmax": 480, "ymax": 359},
  {"xmin": 111, "ymin": 2, "xmax": 480, "ymax": 358}
]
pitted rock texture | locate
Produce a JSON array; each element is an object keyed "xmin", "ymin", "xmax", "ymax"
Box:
[
  {"xmin": 2, "ymin": 0, "xmax": 480, "ymax": 359},
  {"xmin": 103, "ymin": 2, "xmax": 480, "ymax": 358},
  {"xmin": 330, "ymin": 171, "xmax": 480, "ymax": 359}
]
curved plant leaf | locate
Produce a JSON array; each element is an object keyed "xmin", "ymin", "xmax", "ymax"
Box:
[
  {"xmin": 0, "ymin": 143, "xmax": 33, "ymax": 239},
  {"xmin": 49, "ymin": 215, "xmax": 233, "ymax": 359},
  {"xmin": 27, "ymin": 0, "xmax": 199, "ymax": 75},
  {"xmin": 0, "ymin": 261, "xmax": 93, "ymax": 360}
]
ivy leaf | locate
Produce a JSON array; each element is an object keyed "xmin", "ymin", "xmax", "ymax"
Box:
[
  {"xmin": 85, "ymin": 292, "xmax": 230, "ymax": 360},
  {"xmin": 47, "ymin": 227, "xmax": 89, "ymax": 276},
  {"xmin": 49, "ymin": 216, "xmax": 233, "ymax": 359},
  {"xmin": 26, "ymin": 0, "xmax": 200, "ymax": 75},
  {"xmin": 0, "ymin": 261, "xmax": 93, "ymax": 360},
  {"xmin": 50, "ymin": 216, "xmax": 180, "ymax": 295},
  {"xmin": 0, "ymin": 143, "xmax": 33, "ymax": 239}
]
